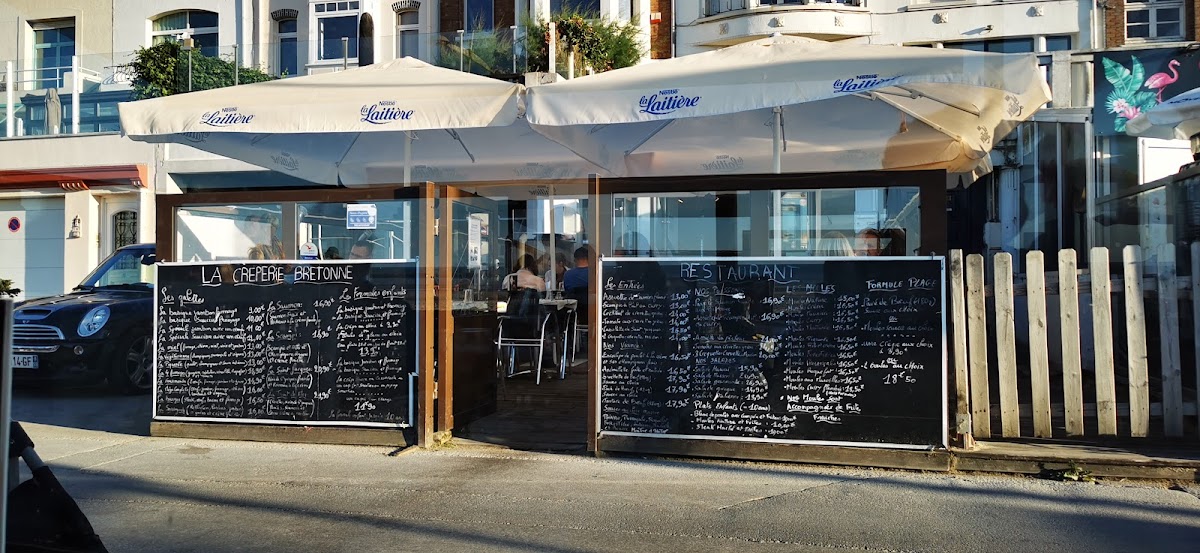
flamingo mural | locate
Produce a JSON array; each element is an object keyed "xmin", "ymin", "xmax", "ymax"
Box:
[{"xmin": 1145, "ymin": 59, "xmax": 1181, "ymax": 102}]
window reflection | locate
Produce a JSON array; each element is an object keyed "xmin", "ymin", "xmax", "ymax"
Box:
[
  {"xmin": 297, "ymin": 201, "xmax": 415, "ymax": 261},
  {"xmin": 175, "ymin": 204, "xmax": 284, "ymax": 261}
]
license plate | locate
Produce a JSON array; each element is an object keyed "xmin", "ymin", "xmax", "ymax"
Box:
[{"xmin": 12, "ymin": 354, "xmax": 38, "ymax": 369}]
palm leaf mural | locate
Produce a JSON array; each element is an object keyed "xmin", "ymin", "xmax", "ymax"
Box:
[{"xmin": 1102, "ymin": 55, "xmax": 1161, "ymax": 132}]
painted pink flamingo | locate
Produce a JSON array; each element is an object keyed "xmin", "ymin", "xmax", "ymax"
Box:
[{"xmin": 1146, "ymin": 59, "xmax": 1180, "ymax": 102}]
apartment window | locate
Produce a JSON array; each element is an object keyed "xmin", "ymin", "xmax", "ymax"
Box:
[
  {"xmin": 466, "ymin": 0, "xmax": 494, "ymax": 31},
  {"xmin": 943, "ymin": 38, "xmax": 1035, "ymax": 53},
  {"xmin": 396, "ymin": 12, "xmax": 419, "ymax": 58},
  {"xmin": 313, "ymin": 1, "xmax": 360, "ymax": 61},
  {"xmin": 32, "ymin": 20, "xmax": 75, "ymax": 89},
  {"xmin": 152, "ymin": 11, "xmax": 219, "ymax": 57},
  {"xmin": 1045, "ymin": 35, "xmax": 1072, "ymax": 52},
  {"xmin": 279, "ymin": 19, "xmax": 299, "ymax": 76},
  {"xmin": 1126, "ymin": 0, "xmax": 1184, "ymax": 41}
]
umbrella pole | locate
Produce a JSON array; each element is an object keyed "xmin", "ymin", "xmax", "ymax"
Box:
[
  {"xmin": 548, "ymin": 186, "xmax": 557, "ymax": 296},
  {"xmin": 772, "ymin": 107, "xmax": 782, "ymax": 174},
  {"xmin": 404, "ymin": 131, "xmax": 413, "ymax": 186}
]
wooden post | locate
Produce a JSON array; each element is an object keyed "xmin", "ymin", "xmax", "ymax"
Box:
[
  {"xmin": 436, "ymin": 186, "xmax": 456, "ymax": 435},
  {"xmin": 966, "ymin": 254, "xmax": 990, "ymax": 438},
  {"xmin": 1192, "ymin": 242, "xmax": 1200, "ymax": 440},
  {"xmin": 587, "ymin": 174, "xmax": 602, "ymax": 453},
  {"xmin": 949, "ymin": 250, "xmax": 971, "ymax": 438},
  {"xmin": 1026, "ymin": 252, "xmax": 1052, "ymax": 438},
  {"xmin": 994, "ymin": 253, "xmax": 1020, "ymax": 437},
  {"xmin": 417, "ymin": 183, "xmax": 437, "ymax": 448},
  {"xmin": 1158, "ymin": 244, "xmax": 1184, "ymax": 437},
  {"xmin": 1123, "ymin": 246, "xmax": 1149, "ymax": 437},
  {"xmin": 1058, "ymin": 249, "xmax": 1084, "ymax": 436},
  {"xmin": 1091, "ymin": 247, "xmax": 1118, "ymax": 436}
]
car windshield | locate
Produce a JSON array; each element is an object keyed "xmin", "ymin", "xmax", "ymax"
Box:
[{"xmin": 77, "ymin": 248, "xmax": 155, "ymax": 290}]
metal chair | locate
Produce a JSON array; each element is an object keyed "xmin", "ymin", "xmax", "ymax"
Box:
[
  {"xmin": 566, "ymin": 288, "xmax": 589, "ymax": 364},
  {"xmin": 496, "ymin": 287, "xmax": 562, "ymax": 385}
]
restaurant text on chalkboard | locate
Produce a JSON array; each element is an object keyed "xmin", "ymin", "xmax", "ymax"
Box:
[
  {"xmin": 598, "ymin": 257, "xmax": 947, "ymax": 449},
  {"xmin": 153, "ymin": 260, "xmax": 419, "ymax": 428}
]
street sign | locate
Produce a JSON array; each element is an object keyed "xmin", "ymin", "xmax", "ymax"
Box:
[{"xmin": 346, "ymin": 204, "xmax": 377, "ymax": 230}]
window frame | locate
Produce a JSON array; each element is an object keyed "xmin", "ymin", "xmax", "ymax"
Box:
[
  {"xmin": 310, "ymin": 1, "xmax": 362, "ymax": 64},
  {"xmin": 395, "ymin": 11, "xmax": 419, "ymax": 59},
  {"xmin": 31, "ymin": 19, "xmax": 75, "ymax": 89},
  {"xmin": 1125, "ymin": 0, "xmax": 1185, "ymax": 42},
  {"xmin": 278, "ymin": 18, "xmax": 299, "ymax": 76},
  {"xmin": 150, "ymin": 10, "xmax": 220, "ymax": 57}
]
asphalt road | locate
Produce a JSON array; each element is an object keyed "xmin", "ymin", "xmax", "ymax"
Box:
[{"xmin": 9, "ymin": 389, "xmax": 1200, "ymax": 553}]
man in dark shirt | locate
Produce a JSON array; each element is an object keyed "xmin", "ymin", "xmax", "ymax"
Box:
[{"xmin": 562, "ymin": 246, "xmax": 591, "ymax": 292}]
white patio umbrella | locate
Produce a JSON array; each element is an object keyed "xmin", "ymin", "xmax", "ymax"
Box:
[
  {"xmin": 119, "ymin": 57, "xmax": 606, "ymax": 185},
  {"xmin": 1125, "ymin": 86, "xmax": 1200, "ymax": 141},
  {"xmin": 526, "ymin": 35, "xmax": 1051, "ymax": 183}
]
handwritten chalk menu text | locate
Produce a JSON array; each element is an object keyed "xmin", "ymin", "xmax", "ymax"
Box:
[
  {"xmin": 155, "ymin": 261, "xmax": 418, "ymax": 427},
  {"xmin": 599, "ymin": 258, "xmax": 945, "ymax": 448}
]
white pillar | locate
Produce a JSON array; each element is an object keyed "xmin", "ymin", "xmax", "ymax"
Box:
[
  {"xmin": 71, "ymin": 55, "xmax": 80, "ymax": 135},
  {"xmin": 548, "ymin": 22, "xmax": 556, "ymax": 76},
  {"xmin": 5, "ymin": 61, "xmax": 13, "ymax": 138}
]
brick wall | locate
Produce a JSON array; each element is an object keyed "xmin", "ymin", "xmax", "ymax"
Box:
[
  {"xmin": 1105, "ymin": 0, "xmax": 1126, "ymax": 48},
  {"xmin": 649, "ymin": 0, "xmax": 673, "ymax": 59},
  {"xmin": 441, "ymin": 0, "xmax": 464, "ymax": 32}
]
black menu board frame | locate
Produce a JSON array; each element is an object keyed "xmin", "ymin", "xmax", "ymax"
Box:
[
  {"xmin": 153, "ymin": 259, "xmax": 420, "ymax": 428},
  {"xmin": 597, "ymin": 256, "xmax": 947, "ymax": 450}
]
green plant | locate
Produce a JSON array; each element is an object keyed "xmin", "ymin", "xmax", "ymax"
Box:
[
  {"xmin": 123, "ymin": 42, "xmax": 277, "ymax": 99},
  {"xmin": 524, "ymin": 10, "xmax": 645, "ymax": 74},
  {"xmin": 0, "ymin": 278, "xmax": 21, "ymax": 297},
  {"xmin": 1041, "ymin": 461, "xmax": 1095, "ymax": 483}
]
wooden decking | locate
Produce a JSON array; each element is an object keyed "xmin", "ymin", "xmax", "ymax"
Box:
[{"xmin": 456, "ymin": 358, "xmax": 589, "ymax": 452}]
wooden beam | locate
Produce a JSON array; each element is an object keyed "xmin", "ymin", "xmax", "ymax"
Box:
[
  {"xmin": 1058, "ymin": 249, "xmax": 1084, "ymax": 436},
  {"xmin": 1123, "ymin": 246, "xmax": 1149, "ymax": 438},
  {"xmin": 1158, "ymin": 244, "xmax": 1184, "ymax": 437},
  {"xmin": 994, "ymin": 253, "xmax": 1019, "ymax": 437},
  {"xmin": 966, "ymin": 254, "xmax": 990, "ymax": 439},
  {"xmin": 1026, "ymin": 251, "xmax": 1051, "ymax": 438},
  {"xmin": 949, "ymin": 250, "xmax": 971, "ymax": 438},
  {"xmin": 437, "ymin": 185, "xmax": 457, "ymax": 434},
  {"xmin": 588, "ymin": 174, "xmax": 602, "ymax": 454},
  {"xmin": 1091, "ymin": 247, "xmax": 1117, "ymax": 436},
  {"xmin": 417, "ymin": 183, "xmax": 437, "ymax": 448}
]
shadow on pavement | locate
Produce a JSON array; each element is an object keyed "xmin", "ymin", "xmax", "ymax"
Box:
[{"xmin": 13, "ymin": 387, "xmax": 152, "ymax": 436}]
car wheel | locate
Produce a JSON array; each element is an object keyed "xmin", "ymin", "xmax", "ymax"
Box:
[{"xmin": 109, "ymin": 330, "xmax": 152, "ymax": 395}]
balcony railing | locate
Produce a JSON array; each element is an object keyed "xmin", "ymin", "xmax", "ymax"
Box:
[{"xmin": 706, "ymin": 0, "xmax": 866, "ymax": 17}]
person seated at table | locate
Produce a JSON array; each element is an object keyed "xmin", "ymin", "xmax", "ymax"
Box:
[
  {"xmin": 349, "ymin": 240, "xmax": 375, "ymax": 260},
  {"xmin": 562, "ymin": 246, "xmax": 591, "ymax": 293},
  {"xmin": 502, "ymin": 254, "xmax": 546, "ymax": 293},
  {"xmin": 544, "ymin": 256, "xmax": 570, "ymax": 292}
]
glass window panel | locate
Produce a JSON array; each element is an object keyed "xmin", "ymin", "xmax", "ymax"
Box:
[
  {"xmin": 152, "ymin": 12, "xmax": 189, "ymax": 32},
  {"xmin": 175, "ymin": 204, "xmax": 285, "ymax": 261},
  {"xmin": 400, "ymin": 11, "xmax": 419, "ymax": 25},
  {"xmin": 279, "ymin": 19, "xmax": 298, "ymax": 33},
  {"xmin": 1127, "ymin": 24, "xmax": 1151, "ymax": 38},
  {"xmin": 190, "ymin": 11, "xmax": 219, "ymax": 28},
  {"xmin": 319, "ymin": 15, "xmax": 359, "ymax": 59},
  {"xmin": 1046, "ymin": 35, "xmax": 1072, "ymax": 51},
  {"xmin": 99, "ymin": 121, "xmax": 121, "ymax": 132},
  {"xmin": 297, "ymin": 201, "xmax": 416, "ymax": 261},
  {"xmin": 1157, "ymin": 22, "xmax": 1181, "ymax": 37},
  {"xmin": 466, "ymin": 0, "xmax": 494, "ymax": 30},
  {"xmin": 987, "ymin": 38, "xmax": 1034, "ymax": 53},
  {"xmin": 316, "ymin": 3, "xmax": 326, "ymax": 12},
  {"xmin": 338, "ymin": 1, "xmax": 350, "ymax": 10},
  {"xmin": 78, "ymin": 103, "xmax": 96, "ymax": 117},
  {"xmin": 1127, "ymin": 10, "xmax": 1150, "ymax": 23},
  {"xmin": 195, "ymin": 32, "xmax": 220, "ymax": 57},
  {"xmin": 350, "ymin": 1, "xmax": 359, "ymax": 8},
  {"xmin": 280, "ymin": 37, "xmax": 298, "ymax": 76},
  {"xmin": 1156, "ymin": 7, "xmax": 1181, "ymax": 21},
  {"xmin": 97, "ymin": 103, "xmax": 118, "ymax": 117},
  {"xmin": 398, "ymin": 30, "xmax": 419, "ymax": 57}
]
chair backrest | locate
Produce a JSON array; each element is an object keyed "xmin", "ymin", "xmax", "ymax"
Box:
[
  {"xmin": 565, "ymin": 287, "xmax": 589, "ymax": 322},
  {"xmin": 508, "ymin": 286, "xmax": 542, "ymax": 322}
]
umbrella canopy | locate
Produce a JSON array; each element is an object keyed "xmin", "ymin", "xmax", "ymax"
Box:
[
  {"xmin": 526, "ymin": 35, "xmax": 1051, "ymax": 183},
  {"xmin": 45, "ymin": 88, "xmax": 62, "ymax": 135},
  {"xmin": 119, "ymin": 57, "xmax": 604, "ymax": 185},
  {"xmin": 1125, "ymin": 86, "xmax": 1200, "ymax": 140}
]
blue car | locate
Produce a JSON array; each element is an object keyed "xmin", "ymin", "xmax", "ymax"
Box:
[{"xmin": 11, "ymin": 243, "xmax": 156, "ymax": 394}]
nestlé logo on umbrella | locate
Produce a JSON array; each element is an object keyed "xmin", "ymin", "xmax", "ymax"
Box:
[
  {"xmin": 360, "ymin": 100, "xmax": 414, "ymax": 124},
  {"xmin": 832, "ymin": 74, "xmax": 901, "ymax": 94},
  {"xmin": 702, "ymin": 155, "xmax": 744, "ymax": 172},
  {"xmin": 200, "ymin": 107, "xmax": 255, "ymax": 127},
  {"xmin": 271, "ymin": 152, "xmax": 300, "ymax": 171},
  {"xmin": 639, "ymin": 89, "xmax": 701, "ymax": 115}
]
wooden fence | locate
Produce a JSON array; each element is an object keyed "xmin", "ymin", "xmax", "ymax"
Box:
[{"xmin": 950, "ymin": 246, "xmax": 1199, "ymax": 442}]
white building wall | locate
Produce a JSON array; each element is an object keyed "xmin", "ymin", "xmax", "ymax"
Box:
[
  {"xmin": 112, "ymin": 0, "xmax": 243, "ymax": 58},
  {"xmin": 0, "ymin": 196, "xmax": 65, "ymax": 299}
]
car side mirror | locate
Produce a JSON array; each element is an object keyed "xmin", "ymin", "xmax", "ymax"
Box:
[{"xmin": 141, "ymin": 254, "xmax": 157, "ymax": 265}]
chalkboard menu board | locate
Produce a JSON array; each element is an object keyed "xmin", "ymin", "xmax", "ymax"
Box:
[
  {"xmin": 154, "ymin": 261, "xmax": 419, "ymax": 427},
  {"xmin": 599, "ymin": 257, "xmax": 945, "ymax": 448}
]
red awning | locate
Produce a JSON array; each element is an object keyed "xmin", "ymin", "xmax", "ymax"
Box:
[{"xmin": 0, "ymin": 165, "xmax": 147, "ymax": 191}]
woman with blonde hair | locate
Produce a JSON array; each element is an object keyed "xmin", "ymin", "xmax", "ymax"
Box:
[{"xmin": 814, "ymin": 231, "xmax": 855, "ymax": 257}]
